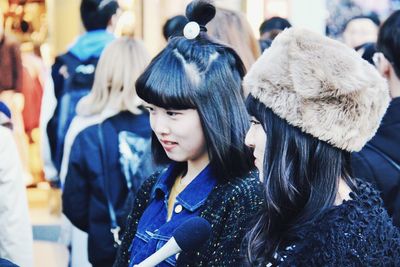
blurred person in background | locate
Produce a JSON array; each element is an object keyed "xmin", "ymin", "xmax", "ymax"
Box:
[
  {"xmin": 61, "ymin": 37, "xmax": 152, "ymax": 267},
  {"xmin": 0, "ymin": 258, "xmax": 18, "ymax": 267},
  {"xmin": 0, "ymin": 8, "xmax": 32, "ymax": 185},
  {"xmin": 41, "ymin": 0, "xmax": 119, "ymax": 187},
  {"xmin": 0, "ymin": 108, "xmax": 33, "ymax": 267},
  {"xmin": 259, "ymin": 16, "xmax": 292, "ymax": 41},
  {"xmin": 355, "ymin": 42, "xmax": 377, "ymax": 66},
  {"xmin": 0, "ymin": 101, "xmax": 13, "ymax": 129},
  {"xmin": 20, "ymin": 42, "xmax": 47, "ymax": 184},
  {"xmin": 352, "ymin": 10, "xmax": 400, "ymax": 227},
  {"xmin": 258, "ymin": 16, "xmax": 291, "ymax": 52},
  {"xmin": 114, "ymin": 10, "xmax": 135, "ymax": 38},
  {"xmin": 207, "ymin": 6, "xmax": 261, "ymax": 80},
  {"xmin": 259, "ymin": 17, "xmax": 292, "ymax": 51},
  {"xmin": 342, "ymin": 14, "xmax": 380, "ymax": 48}
]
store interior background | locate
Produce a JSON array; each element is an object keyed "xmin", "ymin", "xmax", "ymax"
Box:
[{"xmin": 0, "ymin": 0, "xmax": 398, "ymax": 266}]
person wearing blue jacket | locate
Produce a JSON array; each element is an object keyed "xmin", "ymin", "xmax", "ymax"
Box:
[
  {"xmin": 62, "ymin": 37, "xmax": 153, "ymax": 267},
  {"xmin": 42, "ymin": 0, "xmax": 119, "ymax": 185}
]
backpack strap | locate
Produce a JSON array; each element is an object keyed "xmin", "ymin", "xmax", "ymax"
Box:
[{"xmin": 97, "ymin": 123, "xmax": 121, "ymax": 247}]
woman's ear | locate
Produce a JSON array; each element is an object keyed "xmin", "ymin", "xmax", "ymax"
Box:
[
  {"xmin": 377, "ymin": 54, "xmax": 392, "ymax": 79},
  {"xmin": 107, "ymin": 10, "xmax": 122, "ymax": 33}
]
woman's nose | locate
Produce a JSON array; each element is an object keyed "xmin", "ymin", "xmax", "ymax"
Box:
[
  {"xmin": 245, "ymin": 127, "xmax": 255, "ymax": 148},
  {"xmin": 151, "ymin": 114, "xmax": 170, "ymax": 135}
]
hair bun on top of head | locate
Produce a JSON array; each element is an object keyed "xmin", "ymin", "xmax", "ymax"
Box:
[
  {"xmin": 244, "ymin": 27, "xmax": 390, "ymax": 152},
  {"xmin": 184, "ymin": 0, "xmax": 216, "ymax": 39}
]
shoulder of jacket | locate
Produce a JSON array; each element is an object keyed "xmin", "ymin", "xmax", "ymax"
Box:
[
  {"xmin": 138, "ymin": 169, "xmax": 166, "ymax": 194},
  {"xmin": 71, "ymin": 125, "xmax": 100, "ymax": 147},
  {"xmin": 225, "ymin": 173, "xmax": 262, "ymax": 193},
  {"xmin": 211, "ymin": 174, "xmax": 264, "ymax": 206}
]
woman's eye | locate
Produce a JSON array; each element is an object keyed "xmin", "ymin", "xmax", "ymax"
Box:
[
  {"xmin": 166, "ymin": 111, "xmax": 180, "ymax": 116},
  {"xmin": 250, "ymin": 119, "xmax": 260, "ymax": 125},
  {"xmin": 145, "ymin": 106, "xmax": 154, "ymax": 112}
]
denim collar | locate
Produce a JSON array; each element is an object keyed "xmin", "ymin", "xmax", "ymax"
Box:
[{"xmin": 152, "ymin": 163, "xmax": 217, "ymax": 212}]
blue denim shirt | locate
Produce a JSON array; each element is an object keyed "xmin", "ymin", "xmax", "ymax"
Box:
[{"xmin": 128, "ymin": 163, "xmax": 217, "ymax": 266}]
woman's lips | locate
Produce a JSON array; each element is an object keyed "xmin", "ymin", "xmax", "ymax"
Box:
[{"xmin": 160, "ymin": 139, "xmax": 178, "ymax": 152}]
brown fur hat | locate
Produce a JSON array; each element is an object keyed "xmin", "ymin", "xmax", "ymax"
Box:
[{"xmin": 243, "ymin": 28, "xmax": 390, "ymax": 152}]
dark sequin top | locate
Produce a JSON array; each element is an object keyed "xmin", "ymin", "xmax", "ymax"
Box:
[
  {"xmin": 113, "ymin": 171, "xmax": 265, "ymax": 267},
  {"xmin": 274, "ymin": 179, "xmax": 400, "ymax": 266}
]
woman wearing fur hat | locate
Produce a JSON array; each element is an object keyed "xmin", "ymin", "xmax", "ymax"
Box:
[{"xmin": 243, "ymin": 27, "xmax": 400, "ymax": 266}]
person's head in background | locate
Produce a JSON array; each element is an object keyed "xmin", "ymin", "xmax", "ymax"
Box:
[
  {"xmin": 355, "ymin": 42, "xmax": 377, "ymax": 66},
  {"xmin": 375, "ymin": 10, "xmax": 400, "ymax": 99},
  {"xmin": 162, "ymin": 15, "xmax": 188, "ymax": 41},
  {"xmin": 136, "ymin": 1, "xmax": 253, "ymax": 180},
  {"xmin": 207, "ymin": 7, "xmax": 260, "ymax": 74},
  {"xmin": 114, "ymin": 10, "xmax": 135, "ymax": 37},
  {"xmin": 342, "ymin": 14, "xmax": 380, "ymax": 48},
  {"xmin": 76, "ymin": 37, "xmax": 150, "ymax": 116},
  {"xmin": 258, "ymin": 17, "xmax": 291, "ymax": 52},
  {"xmin": 259, "ymin": 16, "xmax": 291, "ymax": 41},
  {"xmin": 80, "ymin": 0, "xmax": 119, "ymax": 32}
]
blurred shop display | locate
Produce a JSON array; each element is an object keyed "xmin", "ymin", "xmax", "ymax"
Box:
[{"xmin": 1, "ymin": 0, "xmax": 47, "ymax": 186}]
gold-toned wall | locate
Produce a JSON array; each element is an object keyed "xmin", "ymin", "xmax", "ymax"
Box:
[{"xmin": 46, "ymin": 0, "xmax": 81, "ymax": 58}]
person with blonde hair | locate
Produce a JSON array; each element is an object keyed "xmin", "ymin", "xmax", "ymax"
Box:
[
  {"xmin": 61, "ymin": 37, "xmax": 152, "ymax": 267},
  {"xmin": 42, "ymin": 0, "xmax": 120, "ymax": 187},
  {"xmin": 207, "ymin": 7, "xmax": 260, "ymax": 79}
]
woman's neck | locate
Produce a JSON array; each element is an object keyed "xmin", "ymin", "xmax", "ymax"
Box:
[
  {"xmin": 334, "ymin": 178, "xmax": 352, "ymax": 205},
  {"xmin": 181, "ymin": 153, "xmax": 210, "ymax": 185},
  {"xmin": 389, "ymin": 74, "xmax": 400, "ymax": 98}
]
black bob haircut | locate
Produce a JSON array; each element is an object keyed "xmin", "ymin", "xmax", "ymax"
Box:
[
  {"xmin": 80, "ymin": 0, "xmax": 119, "ymax": 31},
  {"xmin": 136, "ymin": 0, "xmax": 253, "ymax": 181}
]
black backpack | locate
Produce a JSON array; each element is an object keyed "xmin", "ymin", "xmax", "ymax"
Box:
[{"xmin": 48, "ymin": 52, "xmax": 99, "ymax": 173}]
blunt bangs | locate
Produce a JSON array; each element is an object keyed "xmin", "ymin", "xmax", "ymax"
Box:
[
  {"xmin": 138, "ymin": 36, "xmax": 253, "ymax": 181},
  {"xmin": 136, "ymin": 47, "xmax": 199, "ymax": 110},
  {"xmin": 246, "ymin": 94, "xmax": 264, "ymax": 119}
]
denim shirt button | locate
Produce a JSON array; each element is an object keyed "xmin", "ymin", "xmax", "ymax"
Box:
[{"xmin": 174, "ymin": 204, "xmax": 183, "ymax": 214}]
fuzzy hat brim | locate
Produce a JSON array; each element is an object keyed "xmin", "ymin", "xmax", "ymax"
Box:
[{"xmin": 243, "ymin": 28, "xmax": 390, "ymax": 152}]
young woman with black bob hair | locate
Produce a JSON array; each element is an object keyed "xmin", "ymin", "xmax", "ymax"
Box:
[
  {"xmin": 113, "ymin": 1, "xmax": 264, "ymax": 266},
  {"xmin": 243, "ymin": 28, "xmax": 400, "ymax": 266}
]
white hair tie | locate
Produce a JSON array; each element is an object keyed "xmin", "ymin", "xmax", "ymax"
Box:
[{"xmin": 183, "ymin": 21, "xmax": 201, "ymax": 40}]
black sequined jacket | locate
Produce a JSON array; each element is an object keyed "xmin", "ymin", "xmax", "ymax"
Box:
[
  {"xmin": 113, "ymin": 171, "xmax": 265, "ymax": 267},
  {"xmin": 275, "ymin": 179, "xmax": 400, "ymax": 266}
]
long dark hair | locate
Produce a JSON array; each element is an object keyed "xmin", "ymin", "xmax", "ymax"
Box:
[
  {"xmin": 136, "ymin": 0, "xmax": 253, "ymax": 181},
  {"xmin": 244, "ymin": 95, "xmax": 355, "ymax": 265}
]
